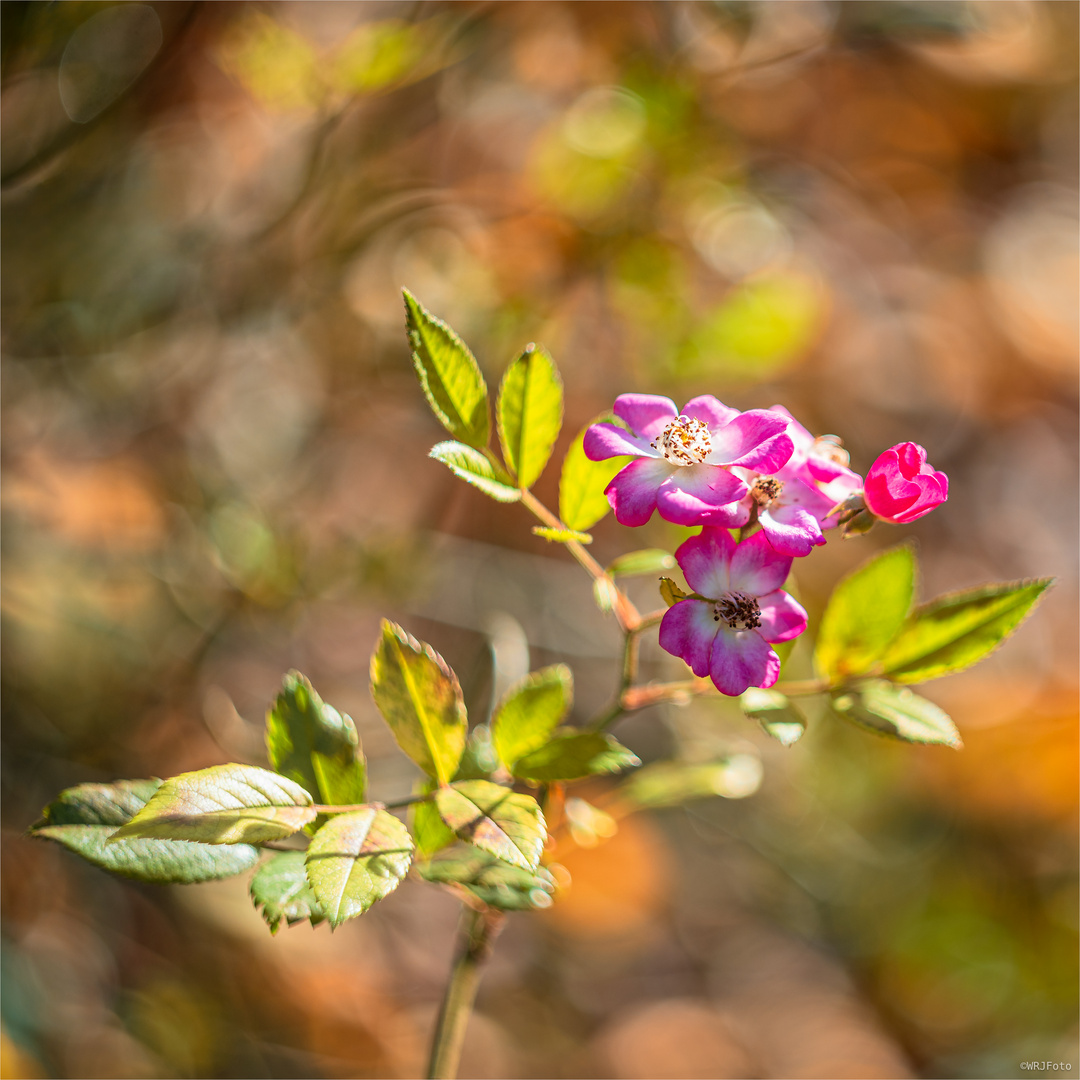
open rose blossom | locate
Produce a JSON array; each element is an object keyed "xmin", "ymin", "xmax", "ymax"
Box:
[
  {"xmin": 659, "ymin": 528, "xmax": 807, "ymax": 696},
  {"xmin": 863, "ymin": 442, "xmax": 948, "ymax": 524},
  {"xmin": 583, "ymin": 394, "xmax": 794, "ymax": 527},
  {"xmin": 705, "ymin": 406, "xmax": 863, "ymax": 557}
]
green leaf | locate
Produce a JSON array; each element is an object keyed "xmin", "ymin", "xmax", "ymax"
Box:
[
  {"xmin": 434, "ymin": 780, "xmax": 546, "ymax": 872},
  {"xmin": 880, "ymin": 579, "xmax": 1053, "ymax": 684},
  {"xmin": 418, "ymin": 844, "xmax": 556, "ymax": 910},
  {"xmin": 831, "ymin": 680, "xmax": 962, "ymax": 748},
  {"xmin": 532, "ymin": 526, "xmax": 593, "ymax": 544},
  {"xmin": 410, "ymin": 782, "xmax": 458, "ymax": 857},
  {"xmin": 110, "ymin": 765, "xmax": 316, "ymax": 845},
  {"xmin": 429, "ymin": 442, "xmax": 521, "ymax": 503},
  {"xmin": 250, "ymin": 851, "xmax": 327, "ymax": 934},
  {"xmin": 266, "ymin": 672, "xmax": 366, "ymax": 805},
  {"xmin": 305, "ymin": 808, "xmax": 413, "ymax": 927},
  {"xmin": 491, "ymin": 665, "xmax": 572, "ymax": 769},
  {"xmin": 620, "ymin": 756, "xmax": 763, "ymax": 807},
  {"xmin": 404, "ymin": 288, "xmax": 490, "ymax": 449},
  {"xmin": 497, "ymin": 344, "xmax": 564, "ymax": 489},
  {"xmin": 370, "ymin": 620, "xmax": 468, "ymax": 784},
  {"xmin": 30, "ymin": 780, "xmax": 260, "ymax": 884},
  {"xmin": 740, "ymin": 688, "xmax": 806, "ymax": 747},
  {"xmin": 607, "ymin": 549, "xmax": 676, "ymax": 577},
  {"xmin": 815, "ymin": 543, "xmax": 916, "ymax": 681},
  {"xmin": 512, "ymin": 731, "xmax": 640, "ymax": 781},
  {"xmin": 559, "ymin": 421, "xmax": 630, "ymax": 532}
]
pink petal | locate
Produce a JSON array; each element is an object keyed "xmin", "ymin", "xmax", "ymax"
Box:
[
  {"xmin": 658, "ymin": 600, "xmax": 719, "ymax": 678},
  {"xmin": 703, "ymin": 496, "xmax": 752, "ymax": 530},
  {"xmin": 891, "ymin": 473, "xmax": 948, "ymax": 523},
  {"xmin": 728, "ymin": 531, "xmax": 793, "ymax": 596},
  {"xmin": 655, "ymin": 465, "xmax": 747, "ymax": 526},
  {"xmin": 709, "ymin": 628, "xmax": 780, "ymax": 696},
  {"xmin": 897, "ymin": 442, "xmax": 928, "ymax": 477},
  {"xmin": 681, "ymin": 395, "xmax": 739, "ymax": 430},
  {"xmin": 674, "ymin": 527, "xmax": 736, "ymax": 598},
  {"xmin": 708, "ymin": 411, "xmax": 794, "ymax": 471},
  {"xmin": 613, "ymin": 394, "xmax": 678, "ymax": 440},
  {"xmin": 584, "ymin": 422, "xmax": 655, "ymax": 461},
  {"xmin": 605, "ymin": 457, "xmax": 672, "ymax": 526},
  {"xmin": 759, "ymin": 502, "xmax": 825, "ymax": 558},
  {"xmin": 756, "ymin": 589, "xmax": 808, "ymax": 644},
  {"xmin": 768, "ymin": 404, "xmax": 813, "ymax": 453}
]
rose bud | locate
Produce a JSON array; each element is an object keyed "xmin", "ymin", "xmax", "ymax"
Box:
[{"xmin": 863, "ymin": 442, "xmax": 948, "ymax": 524}]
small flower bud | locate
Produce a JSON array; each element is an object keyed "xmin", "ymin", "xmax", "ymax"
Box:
[{"xmin": 863, "ymin": 443, "xmax": 948, "ymax": 525}]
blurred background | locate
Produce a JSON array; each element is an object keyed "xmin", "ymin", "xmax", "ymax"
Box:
[{"xmin": 2, "ymin": 2, "xmax": 1077, "ymax": 1077}]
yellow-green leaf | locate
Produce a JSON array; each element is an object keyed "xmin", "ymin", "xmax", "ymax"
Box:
[
  {"xmin": 434, "ymin": 780, "xmax": 545, "ymax": 871},
  {"xmin": 250, "ymin": 851, "xmax": 326, "ymax": 934},
  {"xmin": 881, "ymin": 579, "xmax": 1053, "ymax": 684},
  {"xmin": 370, "ymin": 620, "xmax": 468, "ymax": 784},
  {"xmin": 109, "ymin": 765, "xmax": 316, "ymax": 846},
  {"xmin": 512, "ymin": 730, "xmax": 640, "ymax": 781},
  {"xmin": 491, "ymin": 665, "xmax": 572, "ymax": 769},
  {"xmin": 30, "ymin": 779, "xmax": 260, "ymax": 884},
  {"xmin": 830, "ymin": 681, "xmax": 962, "ymax": 748},
  {"xmin": 305, "ymin": 808, "xmax": 413, "ymax": 926},
  {"xmin": 418, "ymin": 844, "xmax": 556, "ymax": 910},
  {"xmin": 429, "ymin": 442, "xmax": 521, "ymax": 502},
  {"xmin": 532, "ymin": 526, "xmax": 592, "ymax": 544},
  {"xmin": 815, "ymin": 543, "xmax": 915, "ymax": 682},
  {"xmin": 266, "ymin": 671, "xmax": 366, "ymax": 805},
  {"xmin": 559, "ymin": 421, "xmax": 630, "ymax": 532},
  {"xmin": 740, "ymin": 688, "xmax": 806, "ymax": 747},
  {"xmin": 497, "ymin": 344, "xmax": 564, "ymax": 489},
  {"xmin": 404, "ymin": 288, "xmax": 490, "ymax": 449}
]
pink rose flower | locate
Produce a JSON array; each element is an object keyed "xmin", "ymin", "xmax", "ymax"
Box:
[
  {"xmin": 863, "ymin": 442, "xmax": 948, "ymax": 524},
  {"xmin": 658, "ymin": 528, "xmax": 808, "ymax": 696},
  {"xmin": 706, "ymin": 406, "xmax": 864, "ymax": 557},
  {"xmin": 583, "ymin": 394, "xmax": 794, "ymax": 528}
]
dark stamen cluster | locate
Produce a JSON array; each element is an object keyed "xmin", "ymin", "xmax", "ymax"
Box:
[
  {"xmin": 713, "ymin": 592, "xmax": 762, "ymax": 631},
  {"xmin": 750, "ymin": 476, "xmax": 783, "ymax": 508}
]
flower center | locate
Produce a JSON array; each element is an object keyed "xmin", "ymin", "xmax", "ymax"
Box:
[
  {"xmin": 712, "ymin": 591, "xmax": 762, "ymax": 631},
  {"xmin": 750, "ymin": 476, "xmax": 784, "ymax": 508},
  {"xmin": 651, "ymin": 415, "xmax": 713, "ymax": 466}
]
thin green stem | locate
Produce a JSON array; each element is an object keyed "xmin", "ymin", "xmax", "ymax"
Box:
[{"xmin": 427, "ymin": 906, "xmax": 505, "ymax": 1080}]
